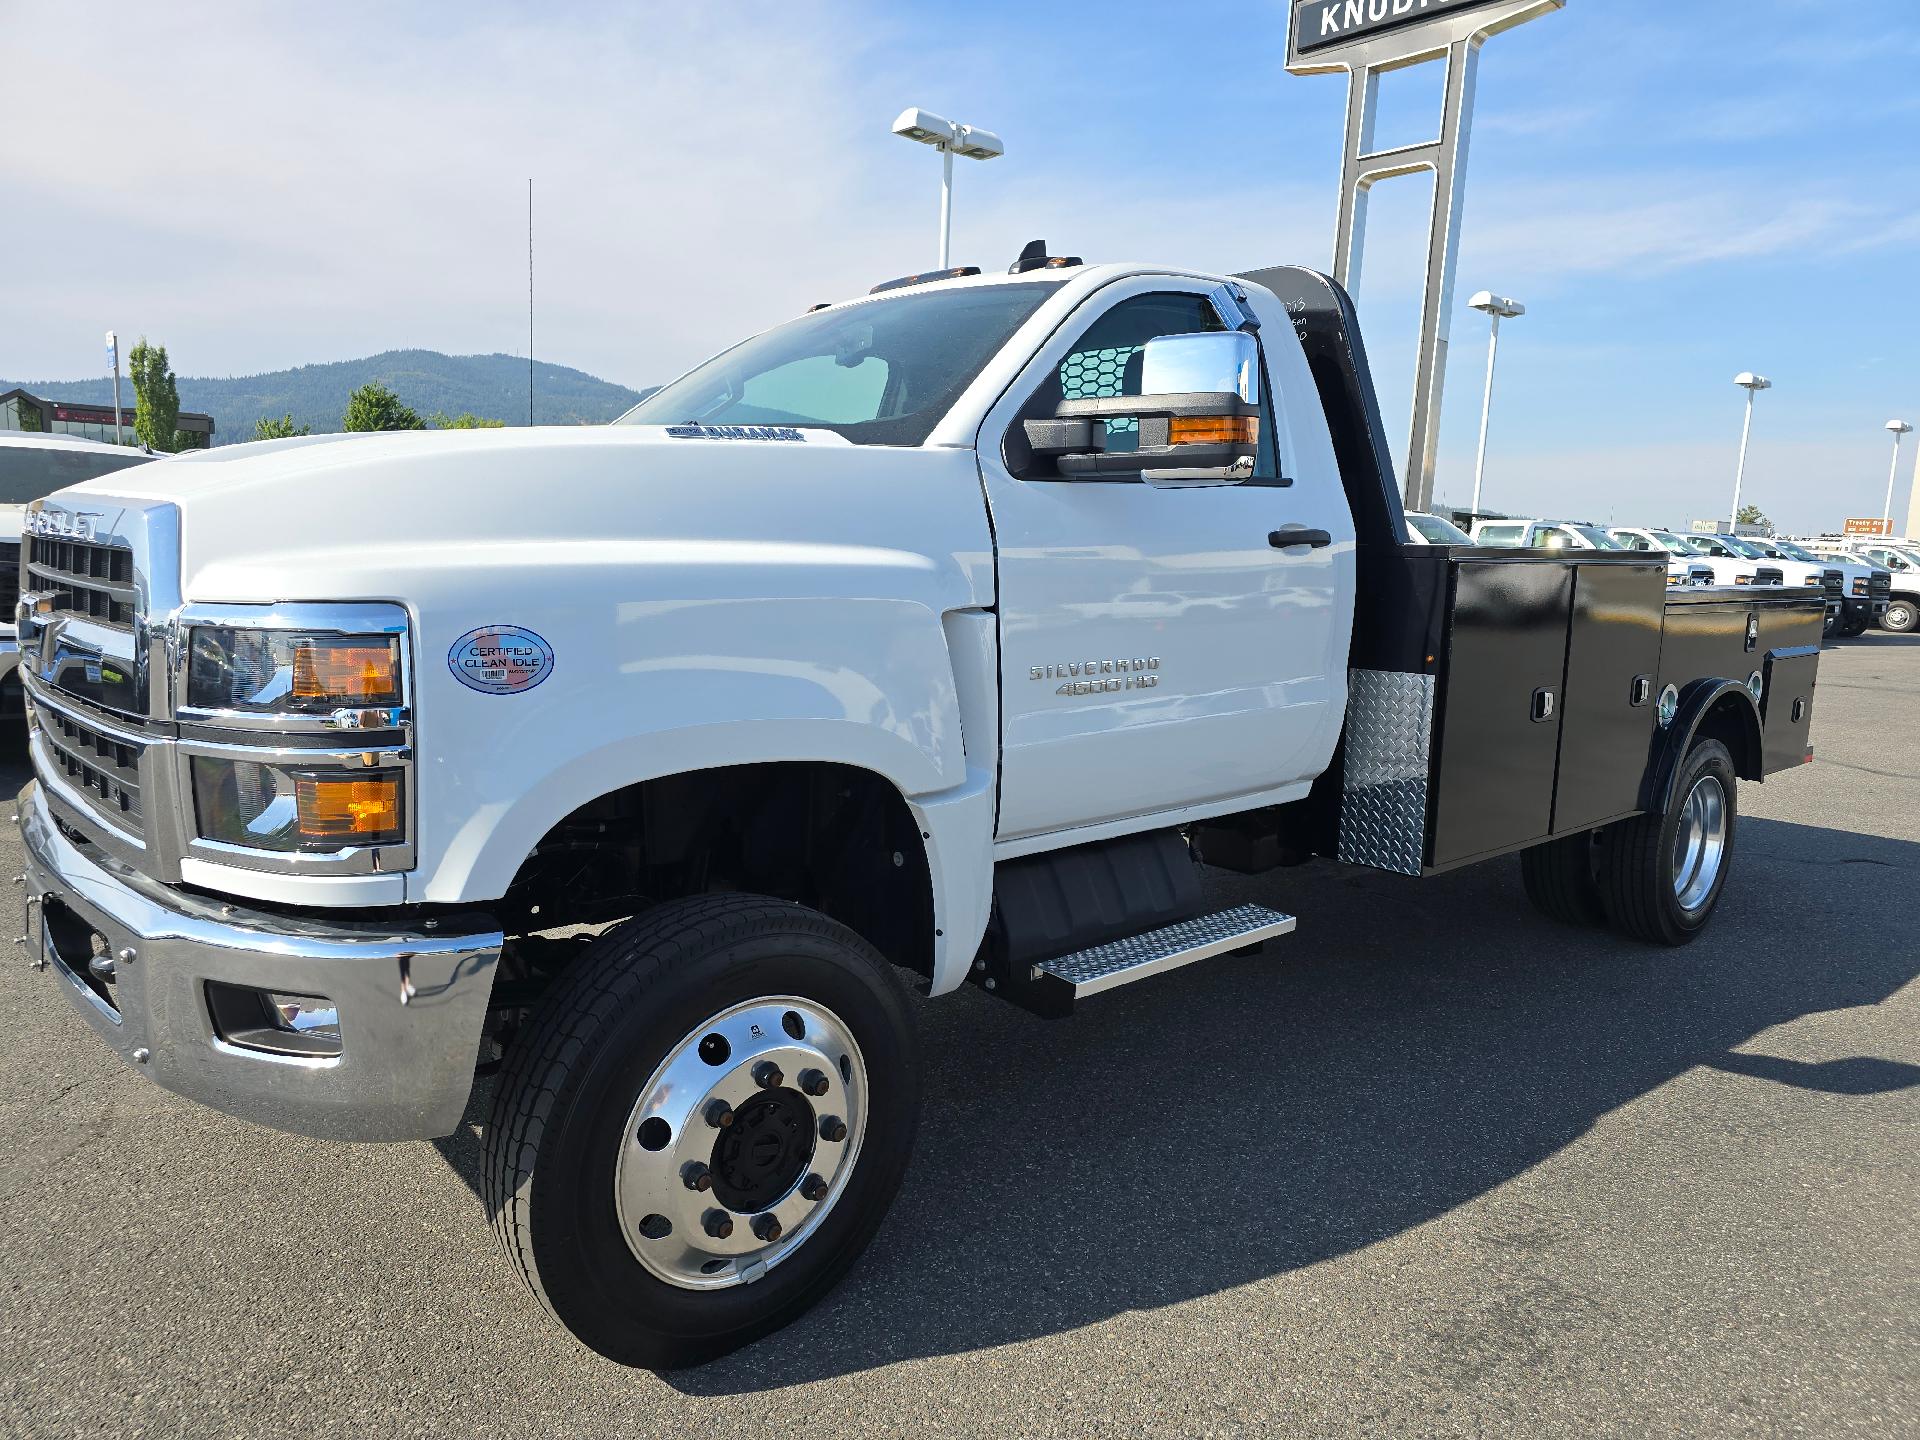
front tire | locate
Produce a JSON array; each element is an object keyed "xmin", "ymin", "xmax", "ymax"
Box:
[
  {"xmin": 1597, "ymin": 739, "xmax": 1737, "ymax": 946},
  {"xmin": 484, "ymin": 895, "xmax": 920, "ymax": 1369},
  {"xmin": 1881, "ymin": 598, "xmax": 1918, "ymax": 633}
]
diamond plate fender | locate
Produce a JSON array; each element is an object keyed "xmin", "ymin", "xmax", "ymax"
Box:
[{"xmin": 1338, "ymin": 669, "xmax": 1435, "ymax": 876}]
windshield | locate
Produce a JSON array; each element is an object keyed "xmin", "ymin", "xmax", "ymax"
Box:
[
  {"xmin": 0, "ymin": 444, "xmax": 155, "ymax": 502},
  {"xmin": 1647, "ymin": 531, "xmax": 1692, "ymax": 553},
  {"xmin": 1678, "ymin": 535, "xmax": 1734, "ymax": 557},
  {"xmin": 1407, "ymin": 513, "xmax": 1472, "ymax": 544},
  {"xmin": 1719, "ymin": 536, "xmax": 1766, "ymax": 558},
  {"xmin": 1569, "ymin": 524, "xmax": 1624, "ymax": 549},
  {"xmin": 1770, "ymin": 541, "xmax": 1820, "ymax": 564},
  {"xmin": 619, "ymin": 281, "xmax": 1057, "ymax": 446}
]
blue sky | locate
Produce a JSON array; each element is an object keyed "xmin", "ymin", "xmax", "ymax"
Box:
[{"xmin": 5, "ymin": 0, "xmax": 1917, "ymax": 532}]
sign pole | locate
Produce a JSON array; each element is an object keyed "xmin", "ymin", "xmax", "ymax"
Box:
[
  {"xmin": 106, "ymin": 330, "xmax": 124, "ymax": 445},
  {"xmin": 1286, "ymin": 0, "xmax": 1565, "ymax": 513}
]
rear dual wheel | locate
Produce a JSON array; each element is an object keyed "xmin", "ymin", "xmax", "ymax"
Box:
[
  {"xmin": 485, "ymin": 895, "xmax": 919, "ymax": 1369},
  {"xmin": 1521, "ymin": 738, "xmax": 1737, "ymax": 946}
]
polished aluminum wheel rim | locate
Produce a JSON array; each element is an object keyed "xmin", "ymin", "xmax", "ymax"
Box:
[
  {"xmin": 1671, "ymin": 774, "xmax": 1728, "ymax": 912},
  {"xmin": 614, "ymin": 996, "xmax": 867, "ymax": 1291}
]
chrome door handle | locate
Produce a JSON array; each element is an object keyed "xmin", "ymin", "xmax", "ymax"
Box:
[{"xmin": 1269, "ymin": 526, "xmax": 1332, "ymax": 550}]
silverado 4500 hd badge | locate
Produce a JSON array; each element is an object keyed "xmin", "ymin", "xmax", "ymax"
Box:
[
  {"xmin": 449, "ymin": 625, "xmax": 554, "ymax": 694},
  {"xmin": 1033, "ymin": 656, "xmax": 1160, "ymax": 696}
]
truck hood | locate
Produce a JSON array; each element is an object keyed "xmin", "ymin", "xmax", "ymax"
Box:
[{"xmin": 54, "ymin": 424, "xmax": 995, "ymax": 613}]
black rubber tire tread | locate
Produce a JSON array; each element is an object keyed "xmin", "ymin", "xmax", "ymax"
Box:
[
  {"xmin": 1596, "ymin": 739, "xmax": 1735, "ymax": 947},
  {"xmin": 482, "ymin": 893, "xmax": 918, "ymax": 1368},
  {"xmin": 1519, "ymin": 831, "xmax": 1605, "ymax": 926},
  {"xmin": 1881, "ymin": 599, "xmax": 1918, "ymax": 634}
]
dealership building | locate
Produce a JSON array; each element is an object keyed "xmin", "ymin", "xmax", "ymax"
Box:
[{"xmin": 0, "ymin": 387, "xmax": 214, "ymax": 448}]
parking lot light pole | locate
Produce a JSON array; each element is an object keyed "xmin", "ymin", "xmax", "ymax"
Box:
[
  {"xmin": 890, "ymin": 107, "xmax": 1005, "ymax": 270},
  {"xmin": 1730, "ymin": 373, "xmax": 1772, "ymax": 529},
  {"xmin": 1466, "ymin": 292, "xmax": 1524, "ymax": 517},
  {"xmin": 1883, "ymin": 420, "xmax": 1912, "ymax": 532}
]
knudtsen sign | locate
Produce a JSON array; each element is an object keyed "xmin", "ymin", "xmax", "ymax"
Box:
[{"xmin": 1293, "ymin": 0, "xmax": 1513, "ymax": 55}]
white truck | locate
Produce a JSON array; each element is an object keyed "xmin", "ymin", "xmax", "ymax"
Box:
[
  {"xmin": 1607, "ymin": 526, "xmax": 1785, "ymax": 589},
  {"xmin": 1743, "ymin": 537, "xmax": 1884, "ymax": 636},
  {"xmin": 1804, "ymin": 537, "xmax": 1914, "ymax": 633},
  {"xmin": 17, "ymin": 257, "xmax": 1827, "ymax": 1369}
]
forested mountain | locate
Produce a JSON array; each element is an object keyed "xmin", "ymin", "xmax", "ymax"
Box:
[{"xmin": 3, "ymin": 351, "xmax": 646, "ymax": 441}]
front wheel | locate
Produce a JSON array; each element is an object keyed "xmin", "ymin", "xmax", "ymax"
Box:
[
  {"xmin": 484, "ymin": 895, "xmax": 920, "ymax": 1369},
  {"xmin": 1881, "ymin": 598, "xmax": 1918, "ymax": 633},
  {"xmin": 1596, "ymin": 739, "xmax": 1737, "ymax": 945}
]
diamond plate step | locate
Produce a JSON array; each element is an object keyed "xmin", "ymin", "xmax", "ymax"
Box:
[{"xmin": 1034, "ymin": 903, "xmax": 1296, "ymax": 1000}]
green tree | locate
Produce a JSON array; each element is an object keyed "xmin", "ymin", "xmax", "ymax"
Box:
[
  {"xmin": 253, "ymin": 413, "xmax": 311, "ymax": 441},
  {"xmin": 1735, "ymin": 505, "xmax": 1772, "ymax": 533},
  {"xmin": 427, "ymin": 410, "xmax": 506, "ymax": 429},
  {"xmin": 342, "ymin": 381, "xmax": 422, "ymax": 432},
  {"xmin": 128, "ymin": 338, "xmax": 183, "ymax": 452}
]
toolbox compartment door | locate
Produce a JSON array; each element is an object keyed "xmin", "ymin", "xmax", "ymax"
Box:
[
  {"xmin": 1551, "ymin": 561, "xmax": 1665, "ymax": 833},
  {"xmin": 1428, "ymin": 559, "xmax": 1573, "ymax": 868},
  {"xmin": 1761, "ymin": 644, "xmax": 1820, "ymax": 773}
]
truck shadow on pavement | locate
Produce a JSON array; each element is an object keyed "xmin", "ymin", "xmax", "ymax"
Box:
[{"xmin": 431, "ymin": 816, "xmax": 1920, "ymax": 1390}]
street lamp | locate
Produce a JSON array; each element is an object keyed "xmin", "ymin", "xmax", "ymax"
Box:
[
  {"xmin": 1466, "ymin": 291, "xmax": 1524, "ymax": 517},
  {"xmin": 891, "ymin": 107, "xmax": 1004, "ymax": 270},
  {"xmin": 1729, "ymin": 372, "xmax": 1772, "ymax": 530},
  {"xmin": 1883, "ymin": 420, "xmax": 1912, "ymax": 532}
]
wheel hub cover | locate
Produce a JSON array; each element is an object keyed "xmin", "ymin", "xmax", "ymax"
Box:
[{"xmin": 710, "ymin": 1089, "xmax": 816, "ymax": 1212}]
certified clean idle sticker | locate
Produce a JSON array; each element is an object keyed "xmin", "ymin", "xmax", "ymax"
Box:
[{"xmin": 448, "ymin": 625, "xmax": 554, "ymax": 695}]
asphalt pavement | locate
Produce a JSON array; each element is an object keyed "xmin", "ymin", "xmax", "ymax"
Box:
[{"xmin": 1, "ymin": 636, "xmax": 1915, "ymax": 1438}]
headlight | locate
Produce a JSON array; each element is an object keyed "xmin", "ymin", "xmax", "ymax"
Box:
[
  {"xmin": 1734, "ymin": 575, "xmax": 1751, "ymax": 585},
  {"xmin": 188, "ymin": 628, "xmax": 402, "ymax": 715},
  {"xmin": 191, "ymin": 758, "xmax": 405, "ymax": 851},
  {"xmin": 1851, "ymin": 578, "xmax": 1867, "ymax": 596}
]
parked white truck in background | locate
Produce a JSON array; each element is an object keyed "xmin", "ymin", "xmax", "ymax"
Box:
[
  {"xmin": 17, "ymin": 256, "xmax": 1826, "ymax": 1368},
  {"xmin": 1804, "ymin": 536, "xmax": 1916, "ymax": 633},
  {"xmin": 1742, "ymin": 537, "xmax": 1885, "ymax": 636}
]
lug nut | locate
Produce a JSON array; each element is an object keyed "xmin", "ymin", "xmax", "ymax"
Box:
[
  {"xmin": 704, "ymin": 1100, "xmax": 734, "ymax": 1129},
  {"xmin": 681, "ymin": 1162, "xmax": 713, "ymax": 1192},
  {"xmin": 797, "ymin": 1068, "xmax": 829, "ymax": 1097},
  {"xmin": 800, "ymin": 1173, "xmax": 828, "ymax": 1202},
  {"xmin": 702, "ymin": 1210, "xmax": 734, "ymax": 1240},
  {"xmin": 751, "ymin": 1213, "xmax": 782, "ymax": 1242},
  {"xmin": 818, "ymin": 1115, "xmax": 847, "ymax": 1143},
  {"xmin": 753, "ymin": 1061, "xmax": 784, "ymax": 1090}
]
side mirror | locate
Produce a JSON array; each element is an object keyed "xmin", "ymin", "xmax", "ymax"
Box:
[{"xmin": 1021, "ymin": 330, "xmax": 1265, "ymax": 487}]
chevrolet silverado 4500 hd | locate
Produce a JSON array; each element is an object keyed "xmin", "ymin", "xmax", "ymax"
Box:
[{"xmin": 17, "ymin": 258, "xmax": 1825, "ymax": 1367}]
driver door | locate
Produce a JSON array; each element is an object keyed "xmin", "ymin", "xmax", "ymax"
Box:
[{"xmin": 980, "ymin": 279, "xmax": 1353, "ymax": 845}]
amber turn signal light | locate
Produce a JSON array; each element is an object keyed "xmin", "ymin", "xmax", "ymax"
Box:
[
  {"xmin": 1168, "ymin": 415, "xmax": 1260, "ymax": 446},
  {"xmin": 291, "ymin": 640, "xmax": 401, "ymax": 703},
  {"xmin": 295, "ymin": 775, "xmax": 402, "ymax": 839}
]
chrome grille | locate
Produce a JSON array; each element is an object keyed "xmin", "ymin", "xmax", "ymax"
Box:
[
  {"xmin": 39, "ymin": 706, "xmax": 143, "ymax": 824},
  {"xmin": 26, "ymin": 536, "xmax": 135, "ymax": 628}
]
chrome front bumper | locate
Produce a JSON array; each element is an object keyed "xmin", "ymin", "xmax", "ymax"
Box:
[{"xmin": 19, "ymin": 782, "xmax": 503, "ymax": 1140}]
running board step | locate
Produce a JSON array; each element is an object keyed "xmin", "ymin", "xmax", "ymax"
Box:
[{"xmin": 1032, "ymin": 903, "xmax": 1296, "ymax": 1003}]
